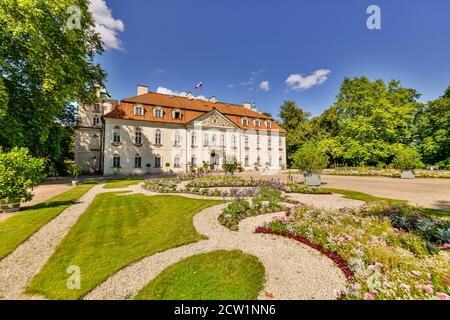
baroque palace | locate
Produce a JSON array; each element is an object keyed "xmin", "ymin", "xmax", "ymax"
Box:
[{"xmin": 75, "ymin": 85, "xmax": 286, "ymax": 175}]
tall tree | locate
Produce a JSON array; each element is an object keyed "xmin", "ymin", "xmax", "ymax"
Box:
[
  {"xmin": 0, "ymin": 0, "xmax": 105, "ymax": 171},
  {"xmin": 333, "ymin": 77, "xmax": 421, "ymax": 166},
  {"xmin": 414, "ymin": 86, "xmax": 450, "ymax": 166},
  {"xmin": 278, "ymin": 101, "xmax": 311, "ymax": 165}
]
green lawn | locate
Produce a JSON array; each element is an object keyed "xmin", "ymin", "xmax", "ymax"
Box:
[
  {"xmin": 103, "ymin": 178, "xmax": 144, "ymax": 189},
  {"xmin": 135, "ymin": 250, "xmax": 265, "ymax": 300},
  {"xmin": 0, "ymin": 184, "xmax": 95, "ymax": 259},
  {"xmin": 322, "ymin": 187, "xmax": 449, "ymax": 220},
  {"xmin": 26, "ymin": 193, "xmax": 222, "ymax": 299},
  {"xmin": 321, "ymin": 187, "xmax": 407, "ymax": 206}
]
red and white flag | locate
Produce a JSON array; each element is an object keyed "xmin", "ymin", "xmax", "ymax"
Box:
[{"xmin": 195, "ymin": 82, "xmax": 203, "ymax": 89}]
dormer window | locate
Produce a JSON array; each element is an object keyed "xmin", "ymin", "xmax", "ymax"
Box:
[
  {"xmin": 134, "ymin": 105, "xmax": 144, "ymax": 116},
  {"xmin": 241, "ymin": 117, "xmax": 248, "ymax": 126},
  {"xmin": 265, "ymin": 120, "xmax": 272, "ymax": 128},
  {"xmin": 94, "ymin": 103, "xmax": 101, "ymax": 113},
  {"xmin": 172, "ymin": 109, "xmax": 182, "ymax": 120},
  {"xmin": 154, "ymin": 107, "xmax": 163, "ymax": 118},
  {"xmin": 254, "ymin": 119, "xmax": 261, "ymax": 128}
]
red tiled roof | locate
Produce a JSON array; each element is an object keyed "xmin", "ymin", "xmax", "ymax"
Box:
[{"xmin": 104, "ymin": 91, "xmax": 286, "ymax": 133}]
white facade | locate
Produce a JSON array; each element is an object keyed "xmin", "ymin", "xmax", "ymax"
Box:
[{"xmin": 102, "ymin": 110, "xmax": 286, "ymax": 176}]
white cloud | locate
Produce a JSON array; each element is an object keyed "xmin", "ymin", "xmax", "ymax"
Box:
[
  {"xmin": 89, "ymin": 0, "xmax": 124, "ymax": 51},
  {"xmin": 285, "ymin": 69, "xmax": 331, "ymax": 91},
  {"xmin": 240, "ymin": 79, "xmax": 254, "ymax": 86},
  {"xmin": 156, "ymin": 87, "xmax": 207, "ymax": 100},
  {"xmin": 259, "ymin": 80, "xmax": 270, "ymax": 91},
  {"xmin": 155, "ymin": 68, "xmax": 168, "ymax": 74}
]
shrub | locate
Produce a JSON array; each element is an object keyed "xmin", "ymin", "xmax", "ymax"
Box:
[
  {"xmin": 293, "ymin": 141, "xmax": 329, "ymax": 174},
  {"xmin": 392, "ymin": 148, "xmax": 423, "ymax": 171},
  {"xmin": 0, "ymin": 147, "xmax": 46, "ymax": 202},
  {"xmin": 68, "ymin": 164, "xmax": 82, "ymax": 181}
]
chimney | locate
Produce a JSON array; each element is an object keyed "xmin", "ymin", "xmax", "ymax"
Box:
[
  {"xmin": 137, "ymin": 84, "xmax": 149, "ymax": 96},
  {"xmin": 243, "ymin": 102, "xmax": 252, "ymax": 109},
  {"xmin": 209, "ymin": 96, "xmax": 217, "ymax": 103},
  {"xmin": 186, "ymin": 92, "xmax": 193, "ymax": 99}
]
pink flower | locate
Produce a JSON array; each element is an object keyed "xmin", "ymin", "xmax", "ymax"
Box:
[
  {"xmin": 438, "ymin": 243, "xmax": 450, "ymax": 250},
  {"xmin": 445, "ymin": 275, "xmax": 450, "ymax": 282},
  {"xmin": 436, "ymin": 292, "xmax": 449, "ymax": 300},
  {"xmin": 423, "ymin": 285, "xmax": 434, "ymax": 294},
  {"xmin": 364, "ymin": 293, "xmax": 375, "ymax": 300},
  {"xmin": 411, "ymin": 270, "xmax": 422, "ymax": 277}
]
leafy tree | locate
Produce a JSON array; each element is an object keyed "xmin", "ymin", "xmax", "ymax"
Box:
[
  {"xmin": 414, "ymin": 86, "xmax": 450, "ymax": 166},
  {"xmin": 333, "ymin": 77, "xmax": 421, "ymax": 165},
  {"xmin": 0, "ymin": 0, "xmax": 106, "ymax": 173},
  {"xmin": 0, "ymin": 147, "xmax": 45, "ymax": 201},
  {"xmin": 278, "ymin": 101, "xmax": 311, "ymax": 166},
  {"xmin": 392, "ymin": 148, "xmax": 423, "ymax": 171},
  {"xmin": 293, "ymin": 141, "xmax": 329, "ymax": 174}
]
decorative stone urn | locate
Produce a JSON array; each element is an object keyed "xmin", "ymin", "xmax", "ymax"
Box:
[
  {"xmin": 0, "ymin": 198, "xmax": 21, "ymax": 213},
  {"xmin": 400, "ymin": 170, "xmax": 415, "ymax": 179},
  {"xmin": 304, "ymin": 173, "xmax": 321, "ymax": 186}
]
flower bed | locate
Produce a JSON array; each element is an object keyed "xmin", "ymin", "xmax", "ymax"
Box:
[
  {"xmin": 283, "ymin": 183, "xmax": 332, "ymax": 194},
  {"xmin": 255, "ymin": 226, "xmax": 354, "ymax": 280},
  {"xmin": 218, "ymin": 187, "xmax": 289, "ymax": 231},
  {"xmin": 259, "ymin": 205, "xmax": 450, "ymax": 300}
]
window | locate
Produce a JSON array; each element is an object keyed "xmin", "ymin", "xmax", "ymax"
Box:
[
  {"xmin": 134, "ymin": 154, "xmax": 142, "ymax": 168},
  {"xmin": 174, "ymin": 130, "xmax": 181, "ymax": 146},
  {"xmin": 154, "ymin": 156, "xmax": 161, "ymax": 168},
  {"xmin": 220, "ymin": 134, "xmax": 225, "ymax": 147},
  {"xmin": 265, "ymin": 120, "xmax": 272, "ymax": 128},
  {"xmin": 113, "ymin": 126, "xmax": 121, "ymax": 143},
  {"xmin": 134, "ymin": 105, "xmax": 144, "ymax": 116},
  {"xmin": 254, "ymin": 119, "xmax": 260, "ymax": 128},
  {"xmin": 135, "ymin": 128, "xmax": 142, "ymax": 144},
  {"xmin": 279, "ymin": 137, "xmax": 283, "ymax": 149},
  {"xmin": 211, "ymin": 134, "xmax": 216, "ymax": 146},
  {"xmin": 257, "ymin": 135, "xmax": 260, "ymax": 149},
  {"xmin": 242, "ymin": 117, "xmax": 248, "ymax": 126},
  {"xmin": 173, "ymin": 109, "xmax": 181, "ymax": 119},
  {"xmin": 268, "ymin": 156, "xmax": 272, "ymax": 166},
  {"xmin": 256, "ymin": 156, "xmax": 261, "ymax": 166},
  {"xmin": 203, "ymin": 133, "xmax": 209, "ymax": 147},
  {"xmin": 191, "ymin": 155, "xmax": 197, "ymax": 167},
  {"xmin": 279, "ymin": 156, "xmax": 283, "ymax": 165},
  {"xmin": 231, "ymin": 135, "xmax": 236, "ymax": 149},
  {"xmin": 93, "ymin": 115, "xmax": 100, "ymax": 126},
  {"xmin": 154, "ymin": 108, "xmax": 163, "ymax": 118},
  {"xmin": 94, "ymin": 104, "xmax": 101, "ymax": 112},
  {"xmin": 245, "ymin": 156, "xmax": 249, "ymax": 167},
  {"xmin": 155, "ymin": 130, "xmax": 162, "ymax": 145},
  {"xmin": 244, "ymin": 136, "xmax": 249, "ymax": 148},
  {"xmin": 174, "ymin": 156, "xmax": 181, "ymax": 168},
  {"xmin": 268, "ymin": 137, "xmax": 272, "ymax": 149},
  {"xmin": 191, "ymin": 132, "xmax": 197, "ymax": 146},
  {"xmin": 112, "ymin": 155, "xmax": 121, "ymax": 168}
]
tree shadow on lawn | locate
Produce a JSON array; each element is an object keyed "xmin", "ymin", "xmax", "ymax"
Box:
[{"xmin": 20, "ymin": 200, "xmax": 80, "ymax": 211}]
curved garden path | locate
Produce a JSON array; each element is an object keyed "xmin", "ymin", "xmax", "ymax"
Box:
[
  {"xmin": 0, "ymin": 182, "xmax": 361, "ymax": 300},
  {"xmin": 86, "ymin": 185, "xmax": 351, "ymax": 300}
]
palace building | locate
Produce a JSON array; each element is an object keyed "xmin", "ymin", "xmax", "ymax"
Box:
[{"xmin": 75, "ymin": 85, "xmax": 286, "ymax": 175}]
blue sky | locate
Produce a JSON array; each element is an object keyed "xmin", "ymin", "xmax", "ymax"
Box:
[{"xmin": 94, "ymin": 0, "xmax": 450, "ymax": 118}]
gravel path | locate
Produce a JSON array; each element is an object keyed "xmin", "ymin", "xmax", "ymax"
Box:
[
  {"xmin": 0, "ymin": 184, "xmax": 103, "ymax": 300},
  {"xmin": 86, "ymin": 193, "xmax": 347, "ymax": 300},
  {"xmin": 1, "ymin": 182, "xmax": 352, "ymax": 300}
]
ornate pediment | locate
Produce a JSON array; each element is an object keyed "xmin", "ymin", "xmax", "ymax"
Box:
[{"xmin": 190, "ymin": 110, "xmax": 237, "ymax": 129}]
